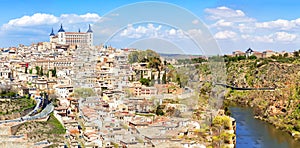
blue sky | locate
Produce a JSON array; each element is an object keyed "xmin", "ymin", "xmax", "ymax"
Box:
[{"xmin": 1, "ymin": 0, "xmax": 300, "ymax": 54}]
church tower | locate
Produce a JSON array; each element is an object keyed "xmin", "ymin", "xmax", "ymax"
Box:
[
  {"xmin": 58, "ymin": 24, "xmax": 66, "ymax": 44},
  {"xmin": 86, "ymin": 24, "xmax": 93, "ymax": 47},
  {"xmin": 49, "ymin": 28, "xmax": 55, "ymax": 43}
]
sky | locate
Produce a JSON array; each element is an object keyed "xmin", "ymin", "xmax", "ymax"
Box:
[{"xmin": 1, "ymin": 0, "xmax": 300, "ymax": 54}]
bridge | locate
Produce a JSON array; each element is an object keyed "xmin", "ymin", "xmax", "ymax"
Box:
[{"xmin": 214, "ymin": 83, "xmax": 276, "ymax": 91}]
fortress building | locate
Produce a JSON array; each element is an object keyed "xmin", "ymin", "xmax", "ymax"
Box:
[{"xmin": 50, "ymin": 24, "xmax": 93, "ymax": 47}]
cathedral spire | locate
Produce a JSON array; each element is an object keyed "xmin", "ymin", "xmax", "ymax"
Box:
[
  {"xmin": 49, "ymin": 28, "xmax": 55, "ymax": 36},
  {"xmin": 58, "ymin": 24, "xmax": 65, "ymax": 32},
  {"xmin": 87, "ymin": 24, "xmax": 93, "ymax": 33}
]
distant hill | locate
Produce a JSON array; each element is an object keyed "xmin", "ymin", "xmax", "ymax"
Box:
[{"xmin": 159, "ymin": 53, "xmax": 203, "ymax": 59}]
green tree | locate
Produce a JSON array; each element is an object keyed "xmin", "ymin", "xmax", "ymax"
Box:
[
  {"xmin": 29, "ymin": 69, "xmax": 33, "ymax": 74},
  {"xmin": 150, "ymin": 72, "xmax": 155, "ymax": 86},
  {"xmin": 141, "ymin": 71, "xmax": 143, "ymax": 79},
  {"xmin": 156, "ymin": 105, "xmax": 165, "ymax": 116},
  {"xmin": 140, "ymin": 78, "xmax": 150, "ymax": 86},
  {"xmin": 158, "ymin": 70, "xmax": 161, "ymax": 84},
  {"xmin": 248, "ymin": 55, "xmax": 257, "ymax": 60},
  {"xmin": 40, "ymin": 66, "xmax": 43, "ymax": 76},
  {"xmin": 284, "ymin": 53, "xmax": 289, "ymax": 57},
  {"xmin": 25, "ymin": 67, "xmax": 28, "ymax": 74},
  {"xmin": 270, "ymin": 55, "xmax": 278, "ymax": 59},
  {"xmin": 52, "ymin": 67, "xmax": 57, "ymax": 77},
  {"xmin": 35, "ymin": 66, "xmax": 40, "ymax": 75},
  {"xmin": 162, "ymin": 71, "xmax": 167, "ymax": 84},
  {"xmin": 237, "ymin": 55, "xmax": 246, "ymax": 61},
  {"xmin": 176, "ymin": 74, "xmax": 181, "ymax": 87}
]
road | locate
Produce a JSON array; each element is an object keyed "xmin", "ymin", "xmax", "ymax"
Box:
[{"xmin": 0, "ymin": 97, "xmax": 54, "ymax": 124}]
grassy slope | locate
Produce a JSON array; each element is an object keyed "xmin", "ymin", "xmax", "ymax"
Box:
[{"xmin": 16, "ymin": 113, "xmax": 65, "ymax": 145}]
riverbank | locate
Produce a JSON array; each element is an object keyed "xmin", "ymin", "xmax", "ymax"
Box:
[{"xmin": 224, "ymin": 88, "xmax": 300, "ymax": 141}]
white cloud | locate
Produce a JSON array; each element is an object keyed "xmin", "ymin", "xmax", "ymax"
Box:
[
  {"xmin": 119, "ymin": 23, "xmax": 163, "ymax": 39},
  {"xmin": 239, "ymin": 34, "xmax": 274, "ymax": 43},
  {"xmin": 168, "ymin": 29, "xmax": 176, "ymax": 35},
  {"xmin": 205, "ymin": 6, "xmax": 300, "ymax": 48},
  {"xmin": 241, "ymin": 32, "xmax": 296, "ymax": 43},
  {"xmin": 120, "ymin": 24, "xmax": 183, "ymax": 39},
  {"xmin": 273, "ymin": 32, "xmax": 297, "ymax": 42},
  {"xmin": 253, "ymin": 35, "xmax": 274, "ymax": 43},
  {"xmin": 213, "ymin": 19, "xmax": 233, "ymax": 28},
  {"xmin": 205, "ymin": 6, "xmax": 255, "ymax": 23},
  {"xmin": 214, "ymin": 30, "xmax": 237, "ymax": 39},
  {"xmin": 4, "ymin": 13, "xmax": 58, "ymax": 27},
  {"xmin": 255, "ymin": 19, "xmax": 296, "ymax": 30},
  {"xmin": 0, "ymin": 12, "xmax": 102, "ymax": 47},
  {"xmin": 237, "ymin": 23, "xmax": 255, "ymax": 33},
  {"xmin": 60, "ymin": 13, "xmax": 101, "ymax": 24},
  {"xmin": 2, "ymin": 13, "xmax": 101, "ymax": 31}
]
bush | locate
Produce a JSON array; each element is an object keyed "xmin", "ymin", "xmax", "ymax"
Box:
[
  {"xmin": 155, "ymin": 105, "xmax": 165, "ymax": 116},
  {"xmin": 140, "ymin": 78, "xmax": 150, "ymax": 86}
]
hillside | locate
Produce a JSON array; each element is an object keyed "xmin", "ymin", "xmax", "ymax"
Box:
[{"xmin": 224, "ymin": 58, "xmax": 300, "ymax": 140}]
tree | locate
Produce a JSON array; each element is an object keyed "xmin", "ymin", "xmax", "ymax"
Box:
[
  {"xmin": 128, "ymin": 49, "xmax": 160, "ymax": 64},
  {"xmin": 140, "ymin": 78, "xmax": 150, "ymax": 86},
  {"xmin": 164, "ymin": 60, "xmax": 167, "ymax": 65},
  {"xmin": 35, "ymin": 66, "xmax": 40, "ymax": 75},
  {"xmin": 248, "ymin": 55, "xmax": 257, "ymax": 60},
  {"xmin": 157, "ymin": 70, "xmax": 161, "ymax": 84},
  {"xmin": 270, "ymin": 55, "xmax": 277, "ymax": 59},
  {"xmin": 150, "ymin": 72, "xmax": 155, "ymax": 86},
  {"xmin": 52, "ymin": 67, "xmax": 57, "ymax": 77},
  {"xmin": 155, "ymin": 105, "xmax": 164, "ymax": 116},
  {"xmin": 284, "ymin": 53, "xmax": 289, "ymax": 57},
  {"xmin": 46, "ymin": 71, "xmax": 49, "ymax": 77},
  {"xmin": 148, "ymin": 57, "xmax": 161, "ymax": 70},
  {"xmin": 74, "ymin": 88, "xmax": 96, "ymax": 98},
  {"xmin": 128, "ymin": 51, "xmax": 139, "ymax": 63},
  {"xmin": 176, "ymin": 74, "xmax": 181, "ymax": 87},
  {"xmin": 40, "ymin": 66, "xmax": 43, "ymax": 76},
  {"xmin": 237, "ymin": 55, "xmax": 246, "ymax": 61},
  {"xmin": 162, "ymin": 71, "xmax": 167, "ymax": 84},
  {"xmin": 29, "ymin": 69, "xmax": 33, "ymax": 74},
  {"xmin": 294, "ymin": 51, "xmax": 299, "ymax": 57}
]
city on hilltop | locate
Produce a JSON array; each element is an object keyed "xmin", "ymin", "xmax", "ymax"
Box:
[
  {"xmin": 2, "ymin": 1, "xmax": 300, "ymax": 148},
  {"xmin": 1, "ymin": 21, "xmax": 300, "ymax": 147},
  {"xmin": 0, "ymin": 23, "xmax": 221, "ymax": 148}
]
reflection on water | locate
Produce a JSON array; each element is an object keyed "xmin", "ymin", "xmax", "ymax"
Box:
[{"xmin": 230, "ymin": 107, "xmax": 300, "ymax": 148}]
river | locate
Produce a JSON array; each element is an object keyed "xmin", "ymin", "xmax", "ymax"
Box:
[{"xmin": 230, "ymin": 107, "xmax": 300, "ymax": 148}]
